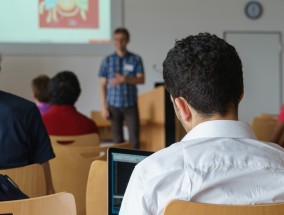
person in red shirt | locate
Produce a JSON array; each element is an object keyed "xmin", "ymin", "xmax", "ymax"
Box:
[{"xmin": 43, "ymin": 71, "xmax": 99, "ymax": 136}]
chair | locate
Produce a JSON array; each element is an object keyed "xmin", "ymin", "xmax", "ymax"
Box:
[
  {"xmin": 251, "ymin": 114, "xmax": 284, "ymax": 142},
  {"xmin": 163, "ymin": 200, "xmax": 284, "ymax": 215},
  {"xmin": 86, "ymin": 160, "xmax": 107, "ymax": 215},
  {"xmin": 0, "ymin": 192, "xmax": 76, "ymax": 215},
  {"xmin": 50, "ymin": 133, "xmax": 100, "ymax": 146},
  {"xmin": 50, "ymin": 144, "xmax": 104, "ymax": 215},
  {"xmin": 0, "ymin": 164, "xmax": 46, "ymax": 197}
]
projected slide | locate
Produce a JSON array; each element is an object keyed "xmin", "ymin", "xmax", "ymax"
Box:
[
  {"xmin": 0, "ymin": 0, "xmax": 111, "ymax": 44},
  {"xmin": 39, "ymin": 0, "xmax": 99, "ymax": 29}
]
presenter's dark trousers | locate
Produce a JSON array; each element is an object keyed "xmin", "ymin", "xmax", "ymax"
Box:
[{"xmin": 109, "ymin": 104, "xmax": 140, "ymax": 149}]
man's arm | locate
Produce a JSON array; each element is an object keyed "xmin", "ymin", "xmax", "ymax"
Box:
[
  {"xmin": 271, "ymin": 120, "xmax": 284, "ymax": 146},
  {"xmin": 99, "ymin": 77, "xmax": 110, "ymax": 119},
  {"xmin": 113, "ymin": 73, "xmax": 145, "ymax": 86},
  {"xmin": 41, "ymin": 161, "xmax": 55, "ymax": 194}
]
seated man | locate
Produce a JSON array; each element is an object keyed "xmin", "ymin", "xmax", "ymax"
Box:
[
  {"xmin": 31, "ymin": 74, "xmax": 52, "ymax": 116},
  {"xmin": 120, "ymin": 33, "xmax": 284, "ymax": 215},
  {"xmin": 43, "ymin": 71, "xmax": 99, "ymax": 136},
  {"xmin": 0, "ymin": 54, "xmax": 55, "ymax": 194}
]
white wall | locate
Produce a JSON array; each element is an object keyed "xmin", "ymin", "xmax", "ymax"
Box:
[{"xmin": 1, "ymin": 0, "xmax": 284, "ymax": 118}]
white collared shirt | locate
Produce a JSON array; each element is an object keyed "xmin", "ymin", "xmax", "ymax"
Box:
[{"xmin": 119, "ymin": 120, "xmax": 284, "ymax": 215}]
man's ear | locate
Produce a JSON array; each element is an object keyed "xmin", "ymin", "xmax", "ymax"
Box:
[{"xmin": 174, "ymin": 97, "xmax": 192, "ymax": 122}]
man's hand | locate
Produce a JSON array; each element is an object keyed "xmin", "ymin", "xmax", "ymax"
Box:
[
  {"xmin": 110, "ymin": 74, "xmax": 125, "ymax": 86},
  {"xmin": 101, "ymin": 106, "xmax": 110, "ymax": 120}
]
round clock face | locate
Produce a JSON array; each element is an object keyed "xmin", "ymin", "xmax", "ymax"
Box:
[{"xmin": 245, "ymin": 1, "xmax": 263, "ymax": 20}]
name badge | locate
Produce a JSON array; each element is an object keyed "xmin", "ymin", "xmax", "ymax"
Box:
[{"xmin": 124, "ymin": 64, "xmax": 134, "ymax": 72}]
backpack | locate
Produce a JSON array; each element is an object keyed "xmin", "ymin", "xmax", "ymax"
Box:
[{"xmin": 0, "ymin": 174, "xmax": 29, "ymax": 201}]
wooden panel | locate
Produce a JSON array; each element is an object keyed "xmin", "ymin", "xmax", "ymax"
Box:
[
  {"xmin": 0, "ymin": 192, "xmax": 76, "ymax": 215},
  {"xmin": 163, "ymin": 200, "xmax": 284, "ymax": 215}
]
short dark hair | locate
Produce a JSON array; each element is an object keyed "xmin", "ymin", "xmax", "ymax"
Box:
[
  {"xmin": 163, "ymin": 32, "xmax": 243, "ymax": 116},
  {"xmin": 49, "ymin": 71, "xmax": 81, "ymax": 105},
  {"xmin": 114, "ymin": 27, "xmax": 130, "ymax": 42},
  {"xmin": 31, "ymin": 75, "xmax": 50, "ymax": 103}
]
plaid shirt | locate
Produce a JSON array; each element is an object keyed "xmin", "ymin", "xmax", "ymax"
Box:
[{"xmin": 99, "ymin": 52, "xmax": 144, "ymax": 108}]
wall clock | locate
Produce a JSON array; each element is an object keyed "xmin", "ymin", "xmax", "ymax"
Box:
[{"xmin": 245, "ymin": 1, "xmax": 263, "ymax": 20}]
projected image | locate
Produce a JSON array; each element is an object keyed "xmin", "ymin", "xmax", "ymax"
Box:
[{"xmin": 39, "ymin": 0, "xmax": 99, "ymax": 29}]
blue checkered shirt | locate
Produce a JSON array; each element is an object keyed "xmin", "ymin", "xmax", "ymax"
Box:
[{"xmin": 99, "ymin": 52, "xmax": 144, "ymax": 108}]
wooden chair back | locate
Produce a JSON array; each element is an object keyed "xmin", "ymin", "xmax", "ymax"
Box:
[
  {"xmin": 50, "ymin": 133, "xmax": 100, "ymax": 146},
  {"xmin": 251, "ymin": 114, "xmax": 279, "ymax": 141},
  {"xmin": 0, "ymin": 164, "xmax": 46, "ymax": 197},
  {"xmin": 0, "ymin": 192, "xmax": 76, "ymax": 215},
  {"xmin": 50, "ymin": 144, "xmax": 104, "ymax": 215},
  {"xmin": 163, "ymin": 200, "xmax": 284, "ymax": 215},
  {"xmin": 86, "ymin": 160, "xmax": 107, "ymax": 215}
]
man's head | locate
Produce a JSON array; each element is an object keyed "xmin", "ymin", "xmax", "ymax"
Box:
[
  {"xmin": 31, "ymin": 75, "xmax": 50, "ymax": 103},
  {"xmin": 113, "ymin": 27, "xmax": 130, "ymax": 53},
  {"xmin": 163, "ymin": 33, "xmax": 243, "ymax": 131},
  {"xmin": 49, "ymin": 71, "xmax": 81, "ymax": 105}
]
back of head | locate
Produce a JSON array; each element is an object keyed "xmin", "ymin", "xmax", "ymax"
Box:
[
  {"xmin": 31, "ymin": 75, "xmax": 50, "ymax": 103},
  {"xmin": 49, "ymin": 71, "xmax": 81, "ymax": 105},
  {"xmin": 163, "ymin": 32, "xmax": 243, "ymax": 117}
]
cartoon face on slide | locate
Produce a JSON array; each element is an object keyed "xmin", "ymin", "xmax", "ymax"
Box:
[{"xmin": 57, "ymin": 0, "xmax": 77, "ymax": 13}]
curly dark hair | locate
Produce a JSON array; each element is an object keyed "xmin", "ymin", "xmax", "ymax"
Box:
[
  {"xmin": 163, "ymin": 32, "xmax": 243, "ymax": 116},
  {"xmin": 49, "ymin": 71, "xmax": 81, "ymax": 105}
]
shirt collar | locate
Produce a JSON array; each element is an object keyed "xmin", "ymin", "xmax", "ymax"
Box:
[{"xmin": 182, "ymin": 120, "xmax": 257, "ymax": 141}]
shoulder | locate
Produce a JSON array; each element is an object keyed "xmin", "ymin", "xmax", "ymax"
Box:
[
  {"xmin": 0, "ymin": 91, "xmax": 36, "ymax": 111},
  {"xmin": 127, "ymin": 52, "xmax": 143, "ymax": 61},
  {"xmin": 135, "ymin": 142, "xmax": 185, "ymax": 180}
]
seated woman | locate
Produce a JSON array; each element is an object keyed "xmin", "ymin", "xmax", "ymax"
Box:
[
  {"xmin": 31, "ymin": 74, "xmax": 52, "ymax": 116},
  {"xmin": 43, "ymin": 71, "xmax": 99, "ymax": 136},
  {"xmin": 271, "ymin": 105, "xmax": 284, "ymax": 146}
]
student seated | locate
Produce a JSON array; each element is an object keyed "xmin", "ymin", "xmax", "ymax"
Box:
[
  {"xmin": 31, "ymin": 74, "xmax": 52, "ymax": 116},
  {"xmin": 0, "ymin": 54, "xmax": 55, "ymax": 194},
  {"xmin": 119, "ymin": 33, "xmax": 284, "ymax": 215},
  {"xmin": 43, "ymin": 71, "xmax": 99, "ymax": 136}
]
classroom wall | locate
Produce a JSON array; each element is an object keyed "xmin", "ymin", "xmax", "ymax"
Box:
[{"xmin": 0, "ymin": 0, "xmax": 283, "ymax": 118}]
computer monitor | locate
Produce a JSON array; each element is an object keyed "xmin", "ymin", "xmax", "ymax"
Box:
[{"xmin": 107, "ymin": 147, "xmax": 153, "ymax": 215}]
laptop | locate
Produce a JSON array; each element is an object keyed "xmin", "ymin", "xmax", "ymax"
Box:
[{"xmin": 107, "ymin": 147, "xmax": 153, "ymax": 215}]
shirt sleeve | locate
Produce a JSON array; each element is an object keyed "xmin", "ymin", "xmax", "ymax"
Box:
[
  {"xmin": 135, "ymin": 56, "xmax": 144, "ymax": 74},
  {"xmin": 98, "ymin": 58, "xmax": 108, "ymax": 78},
  {"xmin": 119, "ymin": 166, "xmax": 150, "ymax": 215},
  {"xmin": 27, "ymin": 105, "xmax": 55, "ymax": 163},
  {"xmin": 278, "ymin": 105, "xmax": 284, "ymax": 122}
]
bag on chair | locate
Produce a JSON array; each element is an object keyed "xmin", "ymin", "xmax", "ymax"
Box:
[{"xmin": 0, "ymin": 174, "xmax": 29, "ymax": 201}]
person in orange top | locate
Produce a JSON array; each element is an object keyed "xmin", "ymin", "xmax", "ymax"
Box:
[{"xmin": 43, "ymin": 71, "xmax": 99, "ymax": 136}]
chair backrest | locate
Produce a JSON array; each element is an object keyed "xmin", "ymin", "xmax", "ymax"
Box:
[
  {"xmin": 0, "ymin": 164, "xmax": 46, "ymax": 198},
  {"xmin": 0, "ymin": 192, "xmax": 76, "ymax": 215},
  {"xmin": 50, "ymin": 133, "xmax": 100, "ymax": 146},
  {"xmin": 163, "ymin": 200, "xmax": 284, "ymax": 215},
  {"xmin": 50, "ymin": 144, "xmax": 104, "ymax": 215},
  {"xmin": 86, "ymin": 160, "xmax": 107, "ymax": 215},
  {"xmin": 251, "ymin": 114, "xmax": 278, "ymax": 141}
]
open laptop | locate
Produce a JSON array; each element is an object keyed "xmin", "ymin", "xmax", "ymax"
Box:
[{"xmin": 107, "ymin": 147, "xmax": 153, "ymax": 215}]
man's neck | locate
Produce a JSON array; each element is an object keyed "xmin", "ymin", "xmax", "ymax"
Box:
[
  {"xmin": 188, "ymin": 111, "xmax": 239, "ymax": 132},
  {"xmin": 116, "ymin": 49, "xmax": 127, "ymax": 57}
]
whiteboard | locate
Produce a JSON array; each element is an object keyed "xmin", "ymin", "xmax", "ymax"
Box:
[{"xmin": 224, "ymin": 32, "xmax": 282, "ymax": 123}]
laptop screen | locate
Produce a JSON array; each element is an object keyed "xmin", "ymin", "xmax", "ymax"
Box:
[{"xmin": 107, "ymin": 148, "xmax": 153, "ymax": 215}]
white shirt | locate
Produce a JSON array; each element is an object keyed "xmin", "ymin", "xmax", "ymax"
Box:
[{"xmin": 119, "ymin": 120, "xmax": 284, "ymax": 215}]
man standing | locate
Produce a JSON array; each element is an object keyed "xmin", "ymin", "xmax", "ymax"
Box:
[
  {"xmin": 119, "ymin": 33, "xmax": 284, "ymax": 215},
  {"xmin": 99, "ymin": 28, "xmax": 144, "ymax": 149}
]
